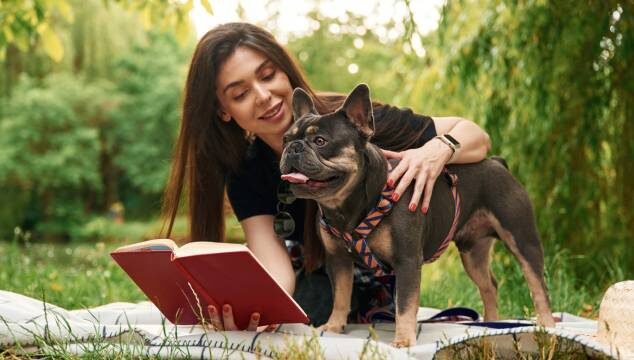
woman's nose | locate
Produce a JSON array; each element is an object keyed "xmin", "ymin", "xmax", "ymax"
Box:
[{"xmin": 253, "ymin": 83, "xmax": 272, "ymax": 106}]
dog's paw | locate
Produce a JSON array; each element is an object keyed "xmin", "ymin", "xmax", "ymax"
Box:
[
  {"xmin": 391, "ymin": 335, "xmax": 414, "ymax": 348},
  {"xmin": 317, "ymin": 322, "xmax": 346, "ymax": 333},
  {"xmin": 537, "ymin": 314, "xmax": 556, "ymax": 328}
]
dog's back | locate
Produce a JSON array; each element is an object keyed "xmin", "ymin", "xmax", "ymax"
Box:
[{"xmin": 447, "ymin": 158, "xmax": 534, "ymax": 232}]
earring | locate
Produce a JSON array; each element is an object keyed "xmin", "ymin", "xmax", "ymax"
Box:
[{"xmin": 218, "ymin": 111, "xmax": 231, "ymax": 122}]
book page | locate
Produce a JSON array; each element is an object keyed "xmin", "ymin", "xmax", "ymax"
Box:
[
  {"xmin": 173, "ymin": 241, "xmax": 247, "ymax": 257},
  {"xmin": 112, "ymin": 238, "xmax": 177, "ymax": 252}
]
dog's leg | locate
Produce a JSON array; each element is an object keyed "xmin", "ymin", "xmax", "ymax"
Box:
[
  {"xmin": 318, "ymin": 229, "xmax": 354, "ymax": 333},
  {"xmin": 489, "ymin": 215, "xmax": 555, "ymax": 327},
  {"xmin": 320, "ymin": 253, "xmax": 353, "ymax": 333},
  {"xmin": 459, "ymin": 236, "xmax": 499, "ymax": 321},
  {"xmin": 392, "ymin": 259, "xmax": 421, "ymax": 348}
]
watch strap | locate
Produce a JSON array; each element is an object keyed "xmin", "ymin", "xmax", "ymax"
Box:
[
  {"xmin": 434, "ymin": 134, "xmax": 459, "ymax": 162},
  {"xmin": 442, "ymin": 134, "xmax": 461, "ymax": 149}
]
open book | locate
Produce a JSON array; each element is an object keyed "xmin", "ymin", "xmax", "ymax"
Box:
[{"xmin": 111, "ymin": 239, "xmax": 309, "ymax": 328}]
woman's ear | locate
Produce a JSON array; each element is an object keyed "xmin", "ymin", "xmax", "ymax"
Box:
[{"xmin": 218, "ymin": 110, "xmax": 231, "ymax": 123}]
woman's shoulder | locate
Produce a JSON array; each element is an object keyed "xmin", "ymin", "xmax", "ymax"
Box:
[
  {"xmin": 371, "ymin": 103, "xmax": 436, "ymax": 150},
  {"xmin": 373, "ymin": 103, "xmax": 433, "ymax": 124}
]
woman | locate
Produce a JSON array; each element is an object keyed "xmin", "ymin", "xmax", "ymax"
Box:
[{"xmin": 161, "ymin": 22, "xmax": 491, "ymax": 331}]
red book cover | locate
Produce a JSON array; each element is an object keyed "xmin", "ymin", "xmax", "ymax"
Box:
[{"xmin": 111, "ymin": 239, "xmax": 309, "ymax": 328}]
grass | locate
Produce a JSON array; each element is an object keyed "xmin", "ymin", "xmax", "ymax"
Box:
[
  {"xmin": 0, "ymin": 216, "xmax": 628, "ymax": 358},
  {"xmin": 420, "ymin": 242, "xmax": 623, "ymax": 319}
]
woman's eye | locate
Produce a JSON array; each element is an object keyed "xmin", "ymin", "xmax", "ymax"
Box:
[
  {"xmin": 233, "ymin": 90, "xmax": 248, "ymax": 100},
  {"xmin": 313, "ymin": 136, "xmax": 327, "ymax": 147},
  {"xmin": 262, "ymin": 70, "xmax": 276, "ymax": 81}
]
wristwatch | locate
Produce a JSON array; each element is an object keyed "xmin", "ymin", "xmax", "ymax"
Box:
[{"xmin": 434, "ymin": 134, "xmax": 461, "ymax": 161}]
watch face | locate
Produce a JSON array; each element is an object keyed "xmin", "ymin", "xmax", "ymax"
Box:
[{"xmin": 444, "ymin": 134, "xmax": 460, "ymax": 147}]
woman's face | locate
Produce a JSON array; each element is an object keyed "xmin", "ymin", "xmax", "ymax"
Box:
[{"xmin": 215, "ymin": 46, "xmax": 294, "ymax": 139}]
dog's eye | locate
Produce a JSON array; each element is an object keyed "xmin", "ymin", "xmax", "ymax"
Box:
[{"xmin": 313, "ymin": 136, "xmax": 327, "ymax": 147}]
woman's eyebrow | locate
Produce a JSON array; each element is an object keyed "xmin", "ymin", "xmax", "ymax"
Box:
[{"xmin": 222, "ymin": 60, "xmax": 272, "ymax": 94}]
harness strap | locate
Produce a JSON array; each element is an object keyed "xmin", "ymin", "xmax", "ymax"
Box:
[
  {"xmin": 319, "ymin": 166, "xmax": 461, "ymax": 276},
  {"xmin": 423, "ymin": 169, "xmax": 460, "ymax": 264},
  {"xmin": 319, "ymin": 164, "xmax": 395, "ymax": 277}
]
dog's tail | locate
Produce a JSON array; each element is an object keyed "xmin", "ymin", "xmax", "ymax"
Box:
[{"xmin": 490, "ymin": 156, "xmax": 509, "ymax": 169}]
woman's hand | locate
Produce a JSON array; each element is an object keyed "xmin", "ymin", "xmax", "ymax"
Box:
[
  {"xmin": 382, "ymin": 137, "xmax": 453, "ymax": 214},
  {"xmin": 206, "ymin": 304, "xmax": 260, "ymax": 331},
  {"xmin": 206, "ymin": 304, "xmax": 278, "ymax": 332}
]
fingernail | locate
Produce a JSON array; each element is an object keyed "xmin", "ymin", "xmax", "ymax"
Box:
[
  {"xmin": 392, "ymin": 192, "xmax": 400, "ymax": 201},
  {"xmin": 223, "ymin": 304, "xmax": 230, "ymax": 313},
  {"xmin": 408, "ymin": 203, "xmax": 416, "ymax": 212},
  {"xmin": 422, "ymin": 206, "xmax": 428, "ymax": 214},
  {"xmin": 252, "ymin": 313, "xmax": 260, "ymax": 321},
  {"xmin": 387, "ymin": 179, "xmax": 394, "ymax": 187},
  {"xmin": 209, "ymin": 306, "xmax": 216, "ymax": 314}
]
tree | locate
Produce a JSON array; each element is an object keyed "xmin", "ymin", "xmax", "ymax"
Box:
[
  {"xmin": 0, "ymin": 0, "xmax": 210, "ymax": 61},
  {"xmin": 0, "ymin": 0, "xmax": 205, "ymax": 97},
  {"xmin": 0, "ymin": 74, "xmax": 111, "ymax": 239},
  {"xmin": 407, "ymin": 0, "xmax": 633, "ymax": 271},
  {"xmin": 109, "ymin": 32, "xmax": 188, "ymax": 218}
]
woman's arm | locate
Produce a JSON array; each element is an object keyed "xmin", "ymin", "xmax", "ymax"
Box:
[
  {"xmin": 384, "ymin": 116, "xmax": 491, "ymax": 214},
  {"xmin": 206, "ymin": 214, "xmax": 295, "ymax": 331},
  {"xmin": 241, "ymin": 215, "xmax": 296, "ymax": 295},
  {"xmin": 432, "ymin": 116, "xmax": 491, "ymax": 163}
]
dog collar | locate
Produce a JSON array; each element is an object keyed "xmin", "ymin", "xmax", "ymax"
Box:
[{"xmin": 319, "ymin": 165, "xmax": 461, "ymax": 277}]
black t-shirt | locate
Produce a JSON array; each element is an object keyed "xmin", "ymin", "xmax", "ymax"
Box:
[{"xmin": 226, "ymin": 104, "xmax": 437, "ymax": 243}]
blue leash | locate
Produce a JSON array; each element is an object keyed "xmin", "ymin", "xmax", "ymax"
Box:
[{"xmin": 419, "ymin": 307, "xmax": 535, "ymax": 329}]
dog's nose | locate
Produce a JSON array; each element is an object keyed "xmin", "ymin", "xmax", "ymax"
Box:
[{"xmin": 289, "ymin": 140, "xmax": 304, "ymax": 154}]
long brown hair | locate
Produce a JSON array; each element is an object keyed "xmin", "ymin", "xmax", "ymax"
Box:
[{"xmin": 162, "ymin": 22, "xmax": 432, "ymax": 271}]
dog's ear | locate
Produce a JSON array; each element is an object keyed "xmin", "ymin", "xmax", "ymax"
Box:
[
  {"xmin": 292, "ymin": 88, "xmax": 317, "ymax": 120},
  {"xmin": 341, "ymin": 83, "xmax": 374, "ymax": 139}
]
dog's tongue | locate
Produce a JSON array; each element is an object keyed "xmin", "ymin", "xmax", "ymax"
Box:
[
  {"xmin": 282, "ymin": 173, "xmax": 309, "ymax": 184},
  {"xmin": 281, "ymin": 172, "xmax": 309, "ymax": 184}
]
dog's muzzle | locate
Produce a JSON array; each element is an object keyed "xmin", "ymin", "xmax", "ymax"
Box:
[{"xmin": 287, "ymin": 140, "xmax": 304, "ymax": 154}]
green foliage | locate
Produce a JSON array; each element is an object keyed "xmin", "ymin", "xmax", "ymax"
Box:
[
  {"xmin": 0, "ymin": 30, "xmax": 187, "ymax": 238},
  {"xmin": 421, "ymin": 244, "xmax": 619, "ymax": 319},
  {"xmin": 0, "ymin": 74, "xmax": 111, "ymax": 238},
  {"xmin": 405, "ymin": 1, "xmax": 633, "ymax": 273},
  {"xmin": 0, "ymin": 74, "xmax": 108, "ymax": 190},
  {"xmin": 0, "ymin": 0, "xmax": 630, "ymax": 288},
  {"xmin": 0, "ymin": 0, "xmax": 207, "ymax": 63},
  {"xmin": 0, "ymin": 0, "xmax": 71, "ymax": 60},
  {"xmin": 70, "ymin": 215, "xmax": 188, "ymax": 243},
  {"xmin": 286, "ymin": 12, "xmax": 412, "ymax": 103},
  {"xmin": 110, "ymin": 32, "xmax": 187, "ymax": 199}
]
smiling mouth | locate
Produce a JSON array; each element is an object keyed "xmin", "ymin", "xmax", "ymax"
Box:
[{"xmin": 259, "ymin": 102, "xmax": 283, "ymax": 119}]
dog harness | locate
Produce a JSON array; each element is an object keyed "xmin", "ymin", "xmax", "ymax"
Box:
[{"xmin": 319, "ymin": 166, "xmax": 461, "ymax": 277}]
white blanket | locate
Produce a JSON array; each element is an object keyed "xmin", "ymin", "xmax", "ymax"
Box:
[{"xmin": 0, "ymin": 290, "xmax": 615, "ymax": 359}]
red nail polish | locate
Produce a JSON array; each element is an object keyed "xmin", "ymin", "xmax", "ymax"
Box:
[
  {"xmin": 223, "ymin": 305, "xmax": 230, "ymax": 313},
  {"xmin": 252, "ymin": 313, "xmax": 260, "ymax": 321},
  {"xmin": 387, "ymin": 179, "xmax": 394, "ymax": 187},
  {"xmin": 408, "ymin": 203, "xmax": 416, "ymax": 212},
  {"xmin": 422, "ymin": 206, "xmax": 428, "ymax": 214},
  {"xmin": 392, "ymin": 193, "xmax": 399, "ymax": 201}
]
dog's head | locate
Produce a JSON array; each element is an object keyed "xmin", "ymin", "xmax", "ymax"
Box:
[{"xmin": 279, "ymin": 84, "xmax": 376, "ymax": 205}]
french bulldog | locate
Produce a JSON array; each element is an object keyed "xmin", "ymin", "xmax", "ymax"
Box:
[{"xmin": 279, "ymin": 84, "xmax": 555, "ymax": 347}]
